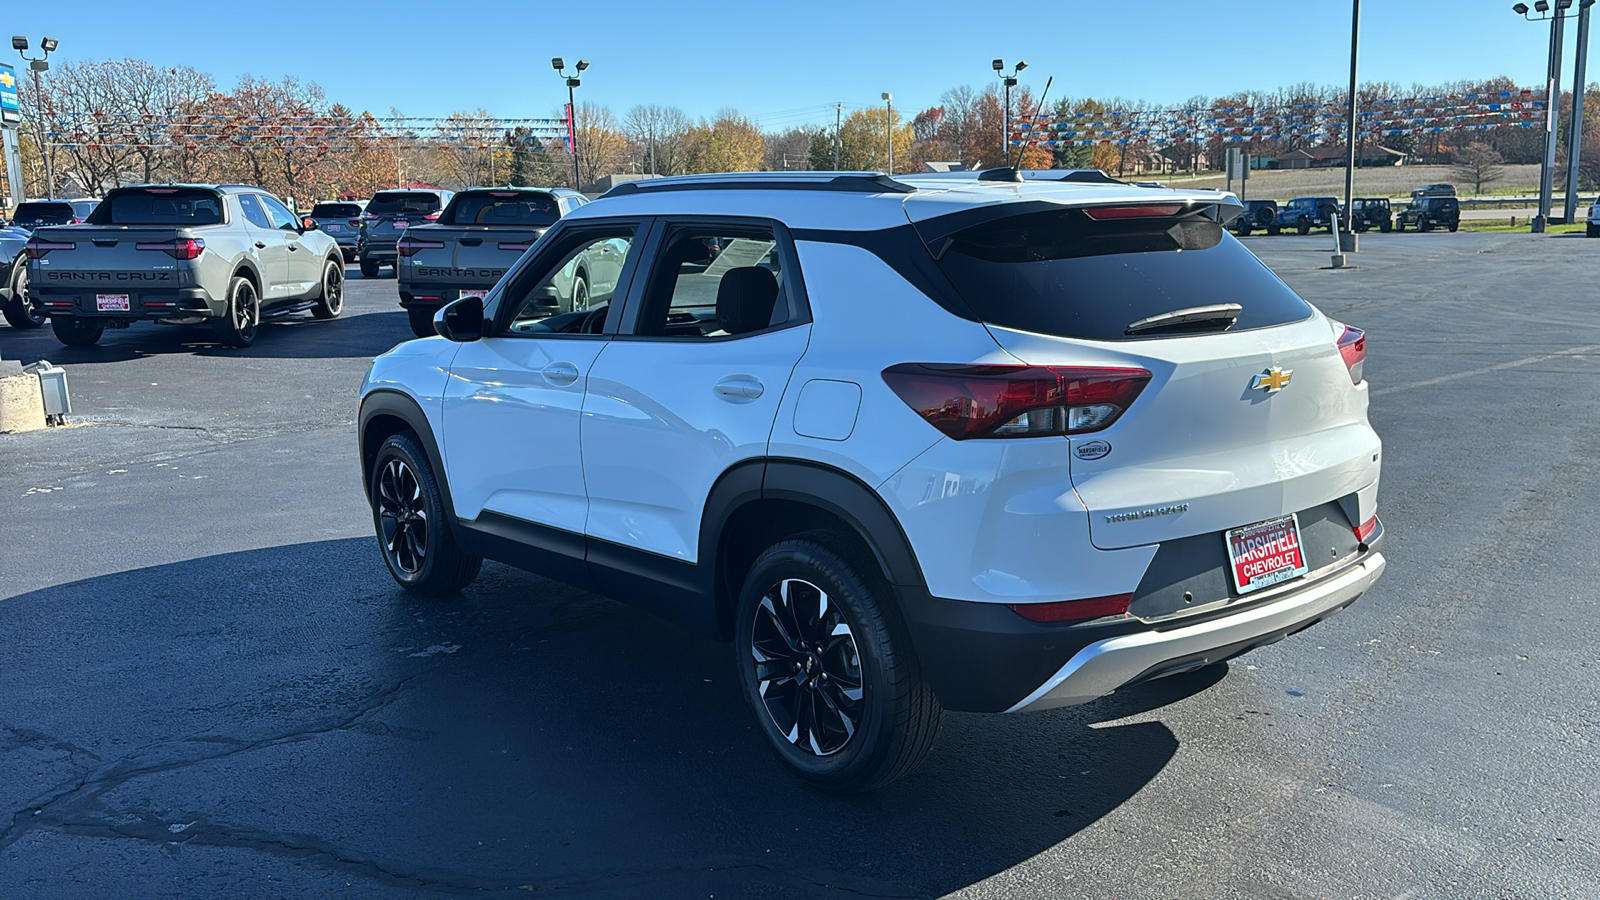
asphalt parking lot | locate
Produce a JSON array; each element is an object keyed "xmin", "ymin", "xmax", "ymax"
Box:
[{"xmin": 2, "ymin": 232, "xmax": 1598, "ymax": 899}]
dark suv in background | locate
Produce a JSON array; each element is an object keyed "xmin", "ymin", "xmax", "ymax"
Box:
[
  {"xmin": 307, "ymin": 200, "xmax": 366, "ymax": 262},
  {"xmin": 1349, "ymin": 198, "xmax": 1393, "ymax": 233},
  {"xmin": 1397, "ymin": 196, "xmax": 1459, "ymax": 232},
  {"xmin": 357, "ymin": 189, "xmax": 454, "ymax": 277},
  {"xmin": 10, "ymin": 199, "xmax": 100, "ymax": 231},
  {"xmin": 1229, "ymin": 199, "xmax": 1280, "ymax": 236}
]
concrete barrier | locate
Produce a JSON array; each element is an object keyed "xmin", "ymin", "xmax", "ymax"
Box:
[{"xmin": 0, "ymin": 363, "xmax": 46, "ymax": 433}]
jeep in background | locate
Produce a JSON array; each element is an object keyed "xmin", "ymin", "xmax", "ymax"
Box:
[
  {"xmin": 308, "ymin": 200, "xmax": 366, "ymax": 261},
  {"xmin": 396, "ymin": 187, "xmax": 585, "ymax": 337},
  {"xmin": 357, "ymin": 189, "xmax": 454, "ymax": 278},
  {"xmin": 1349, "ymin": 198, "xmax": 1393, "ymax": 233},
  {"xmin": 1396, "ymin": 196, "xmax": 1460, "ymax": 232},
  {"xmin": 1229, "ymin": 199, "xmax": 1280, "ymax": 236},
  {"xmin": 25, "ymin": 184, "xmax": 346, "ymax": 348},
  {"xmin": 1278, "ymin": 196, "xmax": 1344, "ymax": 234}
]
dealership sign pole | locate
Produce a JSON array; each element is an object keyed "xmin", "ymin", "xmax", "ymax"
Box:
[{"xmin": 0, "ymin": 63, "xmax": 23, "ymax": 207}]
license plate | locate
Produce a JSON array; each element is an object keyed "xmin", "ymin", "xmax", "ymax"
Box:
[
  {"xmin": 458, "ymin": 289, "xmax": 489, "ymax": 299},
  {"xmin": 391, "ymin": 220, "xmax": 409, "ymax": 230},
  {"xmin": 1225, "ymin": 514, "xmax": 1309, "ymax": 594},
  {"xmin": 325, "ymin": 223, "xmax": 343, "ymax": 232},
  {"xmin": 96, "ymin": 294, "xmax": 130, "ymax": 311}
]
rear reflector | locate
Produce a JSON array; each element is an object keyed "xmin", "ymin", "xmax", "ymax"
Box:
[
  {"xmin": 882, "ymin": 364, "xmax": 1151, "ymax": 440},
  {"xmin": 24, "ymin": 240, "xmax": 75, "ymax": 259},
  {"xmin": 1337, "ymin": 325, "xmax": 1366, "ymax": 384},
  {"xmin": 1008, "ymin": 594, "xmax": 1133, "ymax": 624},
  {"xmin": 1355, "ymin": 515, "xmax": 1379, "ymax": 543},
  {"xmin": 1084, "ymin": 204, "xmax": 1185, "ymax": 220},
  {"xmin": 135, "ymin": 238, "xmax": 205, "ymax": 260}
]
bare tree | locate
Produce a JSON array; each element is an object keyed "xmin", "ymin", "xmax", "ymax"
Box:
[
  {"xmin": 763, "ymin": 126, "xmax": 819, "ymax": 171},
  {"xmin": 624, "ymin": 104, "xmax": 690, "ymax": 176},
  {"xmin": 1451, "ymin": 142, "xmax": 1505, "ymax": 196}
]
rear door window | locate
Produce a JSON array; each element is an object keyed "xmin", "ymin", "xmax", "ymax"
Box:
[
  {"xmin": 919, "ymin": 207, "xmax": 1313, "ymax": 341},
  {"xmin": 444, "ymin": 191, "xmax": 561, "ymax": 226},
  {"xmin": 367, "ymin": 192, "xmax": 442, "ymax": 216},
  {"xmin": 99, "ymin": 189, "xmax": 224, "ymax": 225},
  {"xmin": 13, "ymin": 202, "xmax": 73, "ymax": 222},
  {"xmin": 310, "ymin": 202, "xmax": 361, "ymax": 218}
]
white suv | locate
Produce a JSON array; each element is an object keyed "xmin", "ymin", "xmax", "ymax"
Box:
[{"xmin": 357, "ymin": 170, "xmax": 1386, "ymax": 791}]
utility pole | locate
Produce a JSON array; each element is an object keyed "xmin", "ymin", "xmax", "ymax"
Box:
[
  {"xmin": 1340, "ymin": 0, "xmax": 1360, "ymax": 254},
  {"xmin": 833, "ymin": 103, "xmax": 843, "ymax": 169},
  {"xmin": 1564, "ymin": 0, "xmax": 1594, "ymax": 225},
  {"xmin": 1538, "ymin": 11, "xmax": 1565, "ymax": 232},
  {"xmin": 882, "ymin": 92, "xmax": 894, "ymax": 174}
]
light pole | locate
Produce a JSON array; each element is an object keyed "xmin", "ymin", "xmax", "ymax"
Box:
[
  {"xmin": 882, "ymin": 92, "xmax": 893, "ymax": 174},
  {"xmin": 1565, "ymin": 0, "xmax": 1596, "ymax": 224},
  {"xmin": 13, "ymin": 35, "xmax": 58, "ymax": 200},
  {"xmin": 1339, "ymin": 0, "xmax": 1361, "ymax": 256},
  {"xmin": 993, "ymin": 59, "xmax": 1026, "ymax": 166},
  {"xmin": 1513, "ymin": 0, "xmax": 1590, "ymax": 231},
  {"xmin": 552, "ymin": 57, "xmax": 588, "ymax": 191}
]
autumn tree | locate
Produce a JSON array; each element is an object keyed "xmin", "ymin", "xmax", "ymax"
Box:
[
  {"xmin": 681, "ymin": 111, "xmax": 764, "ymax": 174},
  {"xmin": 1451, "ymin": 142, "xmax": 1505, "ymax": 196}
]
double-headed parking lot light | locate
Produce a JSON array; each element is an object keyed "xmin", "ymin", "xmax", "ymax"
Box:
[
  {"xmin": 551, "ymin": 57, "xmax": 564, "ymax": 70},
  {"xmin": 10, "ymin": 36, "xmax": 27, "ymax": 51},
  {"xmin": 553, "ymin": 57, "xmax": 588, "ymax": 190},
  {"xmin": 576, "ymin": 59, "xmax": 589, "ymax": 72},
  {"xmin": 15, "ymin": 34, "xmax": 59, "ymax": 198},
  {"xmin": 994, "ymin": 59, "xmax": 1027, "ymax": 166},
  {"xmin": 40, "ymin": 37, "xmax": 57, "ymax": 52}
]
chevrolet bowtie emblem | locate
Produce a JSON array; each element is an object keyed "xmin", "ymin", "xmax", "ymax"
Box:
[{"xmin": 1251, "ymin": 366, "xmax": 1293, "ymax": 393}]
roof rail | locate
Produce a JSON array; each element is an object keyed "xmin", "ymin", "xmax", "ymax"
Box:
[
  {"xmin": 602, "ymin": 171, "xmax": 915, "ymax": 198},
  {"xmin": 906, "ymin": 168, "xmax": 1125, "ymax": 185}
]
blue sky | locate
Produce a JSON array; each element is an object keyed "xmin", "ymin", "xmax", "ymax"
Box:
[{"xmin": 2, "ymin": 0, "xmax": 1586, "ymax": 129}]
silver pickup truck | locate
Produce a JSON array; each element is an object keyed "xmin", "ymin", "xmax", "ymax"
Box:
[
  {"xmin": 395, "ymin": 187, "xmax": 585, "ymax": 337},
  {"xmin": 26, "ymin": 184, "xmax": 346, "ymax": 348}
]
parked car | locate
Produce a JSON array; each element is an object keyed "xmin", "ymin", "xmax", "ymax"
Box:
[
  {"xmin": 396, "ymin": 187, "xmax": 585, "ymax": 337},
  {"xmin": 1411, "ymin": 183, "xmax": 1457, "ymax": 199},
  {"xmin": 1586, "ymin": 197, "xmax": 1600, "ymax": 237},
  {"xmin": 0, "ymin": 225, "xmax": 41, "ymax": 328},
  {"xmin": 357, "ymin": 189, "xmax": 454, "ymax": 278},
  {"xmin": 357, "ymin": 171, "xmax": 1386, "ymax": 790},
  {"xmin": 307, "ymin": 200, "xmax": 366, "ymax": 262},
  {"xmin": 1278, "ymin": 196, "xmax": 1344, "ymax": 234},
  {"xmin": 9, "ymin": 199, "xmax": 101, "ymax": 231},
  {"xmin": 26, "ymin": 184, "xmax": 346, "ymax": 348},
  {"xmin": 1396, "ymin": 196, "xmax": 1460, "ymax": 232},
  {"xmin": 1229, "ymin": 199, "xmax": 1280, "ymax": 236},
  {"xmin": 1349, "ymin": 198, "xmax": 1393, "ymax": 233}
]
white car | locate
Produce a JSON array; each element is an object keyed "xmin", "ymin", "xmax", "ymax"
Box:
[
  {"xmin": 356, "ymin": 170, "xmax": 1386, "ymax": 791},
  {"xmin": 1587, "ymin": 197, "xmax": 1600, "ymax": 237}
]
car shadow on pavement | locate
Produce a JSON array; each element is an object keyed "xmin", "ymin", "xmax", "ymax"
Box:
[
  {"xmin": 0, "ymin": 538, "xmax": 1206, "ymax": 899},
  {"xmin": 0, "ymin": 311, "xmax": 412, "ymax": 364}
]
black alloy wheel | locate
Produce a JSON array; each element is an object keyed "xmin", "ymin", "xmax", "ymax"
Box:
[
  {"xmin": 211, "ymin": 276, "xmax": 259, "ymax": 347},
  {"xmin": 751, "ymin": 577, "xmax": 866, "ymax": 757},
  {"xmin": 3, "ymin": 264, "xmax": 46, "ymax": 329},
  {"xmin": 312, "ymin": 259, "xmax": 344, "ymax": 319},
  {"xmin": 377, "ymin": 457, "xmax": 428, "ymax": 576},
  {"xmin": 369, "ymin": 432, "xmax": 481, "ymax": 595}
]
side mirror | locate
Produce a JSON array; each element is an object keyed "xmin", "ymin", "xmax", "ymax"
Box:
[
  {"xmin": 433, "ymin": 296, "xmax": 484, "ymax": 342},
  {"xmin": 301, "ymin": 218, "xmax": 320, "ymax": 231}
]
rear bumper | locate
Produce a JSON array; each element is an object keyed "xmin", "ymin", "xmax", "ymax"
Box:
[
  {"xmin": 34, "ymin": 286, "xmax": 217, "ymax": 319},
  {"xmin": 1007, "ymin": 550, "xmax": 1384, "ymax": 712}
]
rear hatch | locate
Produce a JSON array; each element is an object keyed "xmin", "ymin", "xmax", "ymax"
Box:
[
  {"xmin": 400, "ymin": 190, "xmax": 558, "ymax": 296},
  {"xmin": 363, "ymin": 191, "xmax": 446, "ymax": 250},
  {"xmin": 905, "ymin": 191, "xmax": 1380, "ymax": 551},
  {"xmin": 12, "ymin": 202, "xmax": 77, "ymax": 230},
  {"xmin": 309, "ymin": 202, "xmax": 364, "ymax": 240}
]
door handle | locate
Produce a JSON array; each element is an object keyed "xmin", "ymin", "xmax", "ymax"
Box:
[
  {"xmin": 288, "ymin": 244, "xmax": 300, "ymax": 251},
  {"xmin": 714, "ymin": 376, "xmax": 764, "ymax": 401},
  {"xmin": 254, "ymin": 241, "xmax": 266, "ymax": 248},
  {"xmin": 541, "ymin": 362, "xmax": 580, "ymax": 386}
]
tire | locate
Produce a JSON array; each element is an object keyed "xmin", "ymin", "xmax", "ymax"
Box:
[
  {"xmin": 408, "ymin": 307, "xmax": 436, "ymax": 339},
  {"xmin": 311, "ymin": 258, "xmax": 344, "ymax": 320},
  {"xmin": 1420, "ymin": 221, "xmax": 1433, "ymax": 233},
  {"xmin": 1396, "ymin": 220, "xmax": 1407, "ymax": 232},
  {"xmin": 3, "ymin": 264, "xmax": 45, "ymax": 329},
  {"xmin": 360, "ymin": 257, "xmax": 380, "ymax": 278},
  {"xmin": 211, "ymin": 275, "xmax": 259, "ymax": 348},
  {"xmin": 1380, "ymin": 221, "xmax": 1392, "ymax": 233},
  {"xmin": 1447, "ymin": 222, "xmax": 1459, "ymax": 233},
  {"xmin": 735, "ymin": 531, "xmax": 944, "ymax": 792},
  {"xmin": 50, "ymin": 315, "xmax": 103, "ymax": 347},
  {"xmin": 1235, "ymin": 222, "xmax": 1251, "ymax": 237},
  {"xmin": 1297, "ymin": 218, "xmax": 1311, "ymax": 235},
  {"xmin": 370, "ymin": 431, "xmax": 481, "ymax": 597},
  {"xmin": 1267, "ymin": 225, "xmax": 1281, "ymax": 236},
  {"xmin": 1588, "ymin": 224, "xmax": 1600, "ymax": 237},
  {"xmin": 570, "ymin": 272, "xmax": 589, "ymax": 312}
]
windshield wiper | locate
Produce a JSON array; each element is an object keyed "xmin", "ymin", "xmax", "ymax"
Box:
[{"xmin": 1125, "ymin": 303, "xmax": 1243, "ymax": 335}]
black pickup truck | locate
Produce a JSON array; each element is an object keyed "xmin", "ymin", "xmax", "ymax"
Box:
[{"xmin": 396, "ymin": 188, "xmax": 586, "ymax": 337}]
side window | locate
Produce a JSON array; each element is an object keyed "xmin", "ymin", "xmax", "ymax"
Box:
[
  {"xmin": 238, "ymin": 195, "xmax": 273, "ymax": 230},
  {"xmin": 633, "ymin": 225, "xmax": 787, "ymax": 340},
  {"xmin": 500, "ymin": 227, "xmax": 637, "ymax": 336},
  {"xmin": 256, "ymin": 194, "xmax": 299, "ymax": 231}
]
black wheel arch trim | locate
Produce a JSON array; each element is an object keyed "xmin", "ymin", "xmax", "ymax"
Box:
[{"xmin": 358, "ymin": 389, "xmax": 456, "ymax": 520}]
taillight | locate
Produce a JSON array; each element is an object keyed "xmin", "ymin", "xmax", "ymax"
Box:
[
  {"xmin": 422, "ymin": 211, "xmax": 441, "ymax": 221},
  {"xmin": 348, "ymin": 219, "xmax": 362, "ymax": 227},
  {"xmin": 24, "ymin": 239, "xmax": 75, "ymax": 259},
  {"xmin": 881, "ymin": 364, "xmax": 1151, "ymax": 440},
  {"xmin": 396, "ymin": 237, "xmax": 444, "ymax": 257},
  {"xmin": 1355, "ymin": 515, "xmax": 1379, "ymax": 543},
  {"xmin": 1008, "ymin": 594, "xmax": 1133, "ymax": 624},
  {"xmin": 497, "ymin": 242, "xmax": 531, "ymax": 251},
  {"xmin": 69, "ymin": 218, "xmax": 81, "ymax": 224},
  {"xmin": 1084, "ymin": 204, "xmax": 1184, "ymax": 220},
  {"xmin": 136, "ymin": 238, "xmax": 205, "ymax": 260},
  {"xmin": 1337, "ymin": 325, "xmax": 1366, "ymax": 384}
]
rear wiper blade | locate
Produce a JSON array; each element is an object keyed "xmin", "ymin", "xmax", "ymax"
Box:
[{"xmin": 1125, "ymin": 303, "xmax": 1243, "ymax": 335}]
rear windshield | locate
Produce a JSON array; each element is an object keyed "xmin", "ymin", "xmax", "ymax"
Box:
[
  {"xmin": 94, "ymin": 189, "xmax": 223, "ymax": 225},
  {"xmin": 922, "ymin": 207, "xmax": 1314, "ymax": 341},
  {"xmin": 13, "ymin": 202, "xmax": 74, "ymax": 221},
  {"xmin": 367, "ymin": 192, "xmax": 442, "ymax": 216},
  {"xmin": 310, "ymin": 202, "xmax": 362, "ymax": 218},
  {"xmin": 442, "ymin": 191, "xmax": 560, "ymax": 226}
]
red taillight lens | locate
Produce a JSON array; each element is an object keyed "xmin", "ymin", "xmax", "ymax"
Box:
[
  {"xmin": 1008, "ymin": 594, "xmax": 1133, "ymax": 624},
  {"xmin": 1355, "ymin": 515, "xmax": 1379, "ymax": 543},
  {"xmin": 1084, "ymin": 204, "xmax": 1185, "ymax": 220},
  {"xmin": 24, "ymin": 240, "xmax": 75, "ymax": 259},
  {"xmin": 1337, "ymin": 325, "xmax": 1366, "ymax": 384},
  {"xmin": 497, "ymin": 242, "xmax": 531, "ymax": 251},
  {"xmin": 136, "ymin": 238, "xmax": 205, "ymax": 260},
  {"xmin": 881, "ymin": 364, "xmax": 1152, "ymax": 440},
  {"xmin": 422, "ymin": 211, "xmax": 441, "ymax": 221},
  {"xmin": 69, "ymin": 218, "xmax": 81, "ymax": 224},
  {"xmin": 348, "ymin": 219, "xmax": 362, "ymax": 226},
  {"xmin": 396, "ymin": 237, "xmax": 444, "ymax": 257}
]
